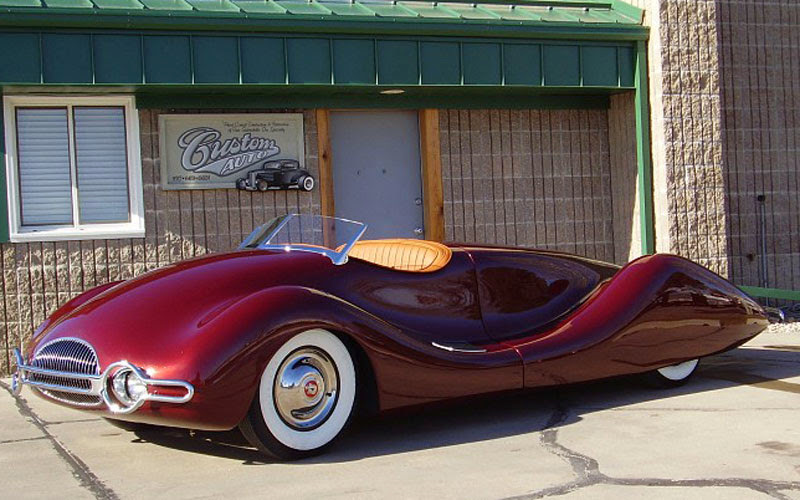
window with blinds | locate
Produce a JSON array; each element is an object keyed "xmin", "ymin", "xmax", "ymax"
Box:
[
  {"xmin": 4, "ymin": 95, "xmax": 144, "ymax": 242},
  {"xmin": 16, "ymin": 106, "xmax": 130, "ymax": 226}
]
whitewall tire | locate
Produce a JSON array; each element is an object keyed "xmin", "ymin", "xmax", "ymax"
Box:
[
  {"xmin": 239, "ymin": 329, "xmax": 357, "ymax": 459},
  {"xmin": 642, "ymin": 358, "xmax": 700, "ymax": 388}
]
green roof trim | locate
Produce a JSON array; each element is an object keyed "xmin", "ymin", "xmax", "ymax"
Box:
[
  {"xmin": 0, "ymin": 29, "xmax": 638, "ymax": 89},
  {"xmin": 0, "ymin": 1, "xmax": 646, "ymax": 40}
]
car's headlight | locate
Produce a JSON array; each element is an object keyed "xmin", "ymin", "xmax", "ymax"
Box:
[{"xmin": 111, "ymin": 369, "xmax": 147, "ymax": 406}]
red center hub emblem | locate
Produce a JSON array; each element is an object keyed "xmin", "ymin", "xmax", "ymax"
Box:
[{"xmin": 304, "ymin": 380, "xmax": 319, "ymax": 398}]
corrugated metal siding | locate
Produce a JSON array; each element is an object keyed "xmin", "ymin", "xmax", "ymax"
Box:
[
  {"xmin": 0, "ymin": 109, "xmax": 320, "ymax": 373},
  {"xmin": 440, "ymin": 109, "xmax": 616, "ymax": 263},
  {"xmin": 718, "ymin": 0, "xmax": 800, "ymax": 292}
]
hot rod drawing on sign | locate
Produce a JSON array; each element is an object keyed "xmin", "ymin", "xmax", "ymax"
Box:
[
  {"xmin": 235, "ymin": 159, "xmax": 315, "ymax": 192},
  {"xmin": 12, "ymin": 214, "xmax": 768, "ymax": 460}
]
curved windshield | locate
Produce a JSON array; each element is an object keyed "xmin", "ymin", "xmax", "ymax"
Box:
[{"xmin": 239, "ymin": 214, "xmax": 367, "ymax": 265}]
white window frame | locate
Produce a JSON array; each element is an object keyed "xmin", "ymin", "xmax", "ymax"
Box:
[{"xmin": 3, "ymin": 95, "xmax": 144, "ymax": 242}]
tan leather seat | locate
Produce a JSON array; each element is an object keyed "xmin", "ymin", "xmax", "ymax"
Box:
[{"xmin": 347, "ymin": 239, "xmax": 452, "ymax": 272}]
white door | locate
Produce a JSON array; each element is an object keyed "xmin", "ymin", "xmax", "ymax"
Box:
[{"xmin": 330, "ymin": 111, "xmax": 424, "ymax": 240}]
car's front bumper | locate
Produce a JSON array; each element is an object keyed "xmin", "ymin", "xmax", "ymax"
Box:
[{"xmin": 11, "ymin": 347, "xmax": 194, "ymax": 415}]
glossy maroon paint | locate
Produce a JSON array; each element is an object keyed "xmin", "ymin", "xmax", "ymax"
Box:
[{"xmin": 26, "ymin": 245, "xmax": 768, "ymax": 431}]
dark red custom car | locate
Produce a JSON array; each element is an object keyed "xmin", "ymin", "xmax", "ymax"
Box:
[{"xmin": 12, "ymin": 214, "xmax": 768, "ymax": 459}]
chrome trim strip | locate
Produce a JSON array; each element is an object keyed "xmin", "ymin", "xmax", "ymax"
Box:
[
  {"xmin": 431, "ymin": 341, "xmax": 488, "ymax": 354},
  {"xmin": 13, "ymin": 348, "xmax": 194, "ymax": 415}
]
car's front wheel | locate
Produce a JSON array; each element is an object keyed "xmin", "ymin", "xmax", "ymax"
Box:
[{"xmin": 239, "ymin": 329, "xmax": 357, "ymax": 460}]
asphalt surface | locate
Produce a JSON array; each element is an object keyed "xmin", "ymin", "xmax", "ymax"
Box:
[{"xmin": 2, "ymin": 324, "xmax": 799, "ymax": 499}]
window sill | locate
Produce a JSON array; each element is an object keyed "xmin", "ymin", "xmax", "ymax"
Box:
[{"xmin": 10, "ymin": 224, "xmax": 145, "ymax": 243}]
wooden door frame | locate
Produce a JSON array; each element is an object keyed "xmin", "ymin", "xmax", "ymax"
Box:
[{"xmin": 315, "ymin": 108, "xmax": 444, "ymax": 242}]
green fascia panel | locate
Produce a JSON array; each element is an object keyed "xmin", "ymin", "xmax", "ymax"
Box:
[
  {"xmin": 232, "ymin": 0, "xmax": 285, "ymax": 14},
  {"xmin": 543, "ymin": 44, "xmax": 579, "ymax": 86},
  {"xmin": 240, "ymin": 36, "xmax": 285, "ymax": 83},
  {"xmin": 0, "ymin": 30, "xmax": 637, "ymax": 90},
  {"xmin": 333, "ymin": 39, "xmax": 374, "ymax": 84},
  {"xmin": 503, "ymin": 43, "xmax": 541, "ymax": 85},
  {"xmin": 92, "ymin": 0, "xmax": 146, "ymax": 9},
  {"xmin": 287, "ymin": 38, "xmax": 330, "ymax": 84},
  {"xmin": 617, "ymin": 45, "xmax": 634, "ymax": 86},
  {"xmin": 421, "ymin": 41, "xmax": 460, "ymax": 84},
  {"xmin": 42, "ymin": 34, "xmax": 92, "ymax": 83},
  {"xmin": 463, "ymin": 43, "xmax": 501, "ymax": 84},
  {"xmin": 139, "ymin": 0, "xmax": 193, "ymax": 10},
  {"xmin": 94, "ymin": 34, "xmax": 143, "ymax": 83},
  {"xmin": 143, "ymin": 35, "xmax": 192, "ymax": 83},
  {"xmin": 185, "ymin": 0, "xmax": 241, "ymax": 12},
  {"xmin": 376, "ymin": 40, "xmax": 418, "ymax": 84},
  {"xmin": 193, "ymin": 36, "xmax": 239, "ymax": 83},
  {"xmin": 0, "ymin": 33, "xmax": 40, "ymax": 82},
  {"xmin": 43, "ymin": 0, "xmax": 93, "ymax": 8},
  {"xmin": 276, "ymin": 0, "xmax": 331, "ymax": 15},
  {"xmin": 581, "ymin": 45, "xmax": 617, "ymax": 86}
]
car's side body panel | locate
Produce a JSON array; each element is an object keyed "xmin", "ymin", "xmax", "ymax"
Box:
[
  {"xmin": 22, "ymin": 244, "xmax": 768, "ymax": 431},
  {"xmin": 466, "ymin": 247, "xmax": 618, "ymax": 342}
]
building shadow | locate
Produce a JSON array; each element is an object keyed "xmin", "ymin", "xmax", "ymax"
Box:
[{"xmin": 126, "ymin": 346, "xmax": 800, "ymax": 465}]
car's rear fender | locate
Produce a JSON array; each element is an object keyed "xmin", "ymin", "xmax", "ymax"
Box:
[{"xmin": 509, "ymin": 254, "xmax": 768, "ymax": 387}]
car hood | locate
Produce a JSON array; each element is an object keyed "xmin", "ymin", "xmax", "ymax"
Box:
[{"xmin": 29, "ymin": 249, "xmax": 331, "ymax": 371}]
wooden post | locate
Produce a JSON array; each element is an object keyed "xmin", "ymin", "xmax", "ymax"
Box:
[
  {"xmin": 419, "ymin": 109, "xmax": 445, "ymax": 242},
  {"xmin": 315, "ymin": 109, "xmax": 335, "ymax": 218}
]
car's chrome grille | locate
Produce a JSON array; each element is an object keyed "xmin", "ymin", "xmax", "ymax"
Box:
[{"xmin": 29, "ymin": 338, "xmax": 102, "ymax": 407}]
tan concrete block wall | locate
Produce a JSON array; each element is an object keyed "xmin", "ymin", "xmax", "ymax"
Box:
[
  {"xmin": 0, "ymin": 109, "xmax": 320, "ymax": 373},
  {"xmin": 632, "ymin": 0, "xmax": 730, "ymax": 276},
  {"xmin": 439, "ymin": 109, "xmax": 617, "ymax": 263},
  {"xmin": 608, "ymin": 92, "xmax": 642, "ymax": 265},
  {"xmin": 717, "ymin": 0, "xmax": 800, "ymax": 291}
]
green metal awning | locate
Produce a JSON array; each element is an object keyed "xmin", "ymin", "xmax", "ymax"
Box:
[
  {"xmin": 0, "ymin": 0, "xmax": 644, "ymax": 37},
  {"xmin": 0, "ymin": 0, "xmax": 645, "ymax": 95}
]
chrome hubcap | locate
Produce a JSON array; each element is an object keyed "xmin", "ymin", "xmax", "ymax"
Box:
[{"xmin": 273, "ymin": 348, "xmax": 338, "ymax": 431}]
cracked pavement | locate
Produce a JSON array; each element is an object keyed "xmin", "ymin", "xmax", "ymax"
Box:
[{"xmin": 1, "ymin": 325, "xmax": 799, "ymax": 499}]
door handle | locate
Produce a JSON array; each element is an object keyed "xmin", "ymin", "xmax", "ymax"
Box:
[{"xmin": 413, "ymin": 227, "xmax": 424, "ymax": 236}]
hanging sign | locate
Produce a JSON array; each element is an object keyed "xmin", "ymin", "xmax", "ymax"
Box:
[{"xmin": 159, "ymin": 113, "xmax": 306, "ymax": 190}]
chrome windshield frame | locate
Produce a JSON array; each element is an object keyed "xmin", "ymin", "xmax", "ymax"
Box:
[{"xmin": 240, "ymin": 214, "xmax": 368, "ymax": 266}]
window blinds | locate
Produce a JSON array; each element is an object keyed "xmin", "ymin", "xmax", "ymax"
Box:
[
  {"xmin": 14, "ymin": 106, "xmax": 130, "ymax": 227},
  {"xmin": 15, "ymin": 108, "xmax": 74, "ymax": 226},
  {"xmin": 74, "ymin": 107, "xmax": 130, "ymax": 223}
]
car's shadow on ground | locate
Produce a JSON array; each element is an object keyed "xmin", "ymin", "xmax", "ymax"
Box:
[{"xmin": 127, "ymin": 346, "xmax": 800, "ymax": 465}]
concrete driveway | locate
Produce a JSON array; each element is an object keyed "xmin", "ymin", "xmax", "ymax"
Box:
[{"xmin": 2, "ymin": 325, "xmax": 799, "ymax": 500}]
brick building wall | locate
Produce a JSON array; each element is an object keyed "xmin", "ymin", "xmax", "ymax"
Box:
[{"xmin": 0, "ymin": 109, "xmax": 321, "ymax": 373}]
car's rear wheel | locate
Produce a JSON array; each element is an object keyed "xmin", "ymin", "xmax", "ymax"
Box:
[
  {"xmin": 239, "ymin": 329, "xmax": 357, "ymax": 460},
  {"xmin": 642, "ymin": 358, "xmax": 699, "ymax": 388}
]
